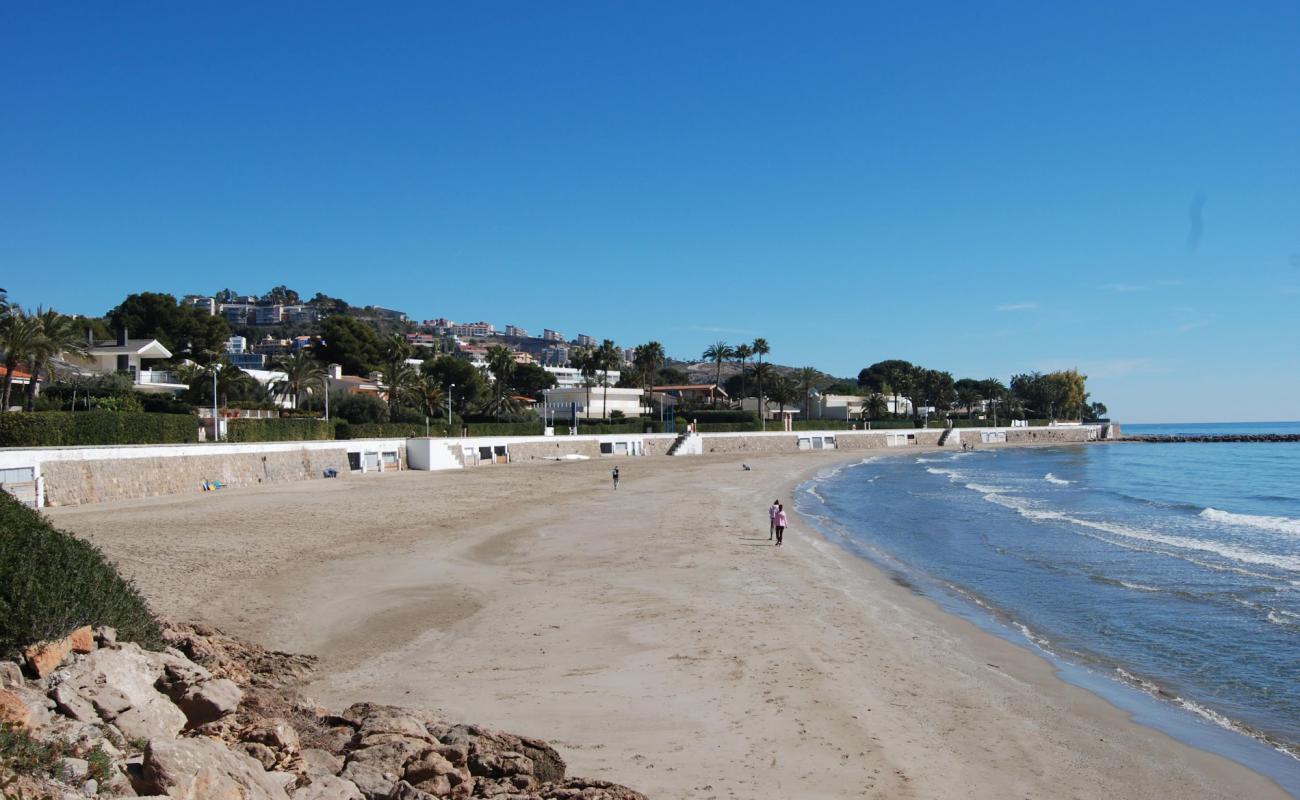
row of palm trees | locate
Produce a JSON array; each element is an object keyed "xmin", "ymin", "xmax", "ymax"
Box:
[
  {"xmin": 703, "ymin": 337, "xmax": 773, "ymax": 408},
  {"xmin": 0, "ymin": 295, "xmax": 92, "ymax": 412}
]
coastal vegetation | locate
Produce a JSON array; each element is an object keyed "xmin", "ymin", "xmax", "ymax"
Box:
[
  {"xmin": 0, "ymin": 288, "xmax": 1108, "ymax": 449},
  {"xmin": 0, "ymin": 491, "xmax": 161, "ymax": 657}
]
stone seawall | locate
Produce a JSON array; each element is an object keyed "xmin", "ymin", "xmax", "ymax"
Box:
[{"xmin": 41, "ymin": 448, "xmax": 350, "ymax": 507}]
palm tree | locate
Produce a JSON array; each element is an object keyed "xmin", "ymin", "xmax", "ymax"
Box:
[
  {"xmin": 415, "ymin": 374, "xmax": 446, "ymax": 421},
  {"xmin": 751, "ymin": 337, "xmax": 770, "ymax": 418},
  {"xmin": 573, "ymin": 347, "xmax": 596, "ymax": 418},
  {"xmin": 0, "ymin": 309, "xmax": 41, "ymax": 411},
  {"xmin": 486, "ymin": 345, "xmax": 516, "ymax": 421},
  {"xmin": 865, "ymin": 393, "xmax": 889, "ymax": 420},
  {"xmin": 273, "ymin": 350, "xmax": 326, "ymax": 410},
  {"xmin": 797, "ymin": 366, "xmax": 821, "ymax": 417},
  {"xmin": 632, "ymin": 341, "xmax": 665, "ymax": 414},
  {"xmin": 597, "ymin": 339, "xmax": 619, "ymax": 420},
  {"xmin": 768, "ymin": 375, "xmax": 799, "ymax": 419},
  {"xmin": 701, "ymin": 341, "xmax": 733, "ymax": 406},
  {"xmin": 750, "ymin": 362, "xmax": 773, "ymax": 418},
  {"xmin": 24, "ymin": 308, "xmax": 89, "ymax": 411},
  {"xmin": 732, "ymin": 344, "xmax": 752, "ymax": 403}
]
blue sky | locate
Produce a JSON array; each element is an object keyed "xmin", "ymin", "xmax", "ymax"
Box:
[{"xmin": 1, "ymin": 2, "xmax": 1296, "ymax": 422}]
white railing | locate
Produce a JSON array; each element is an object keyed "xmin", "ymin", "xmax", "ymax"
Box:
[{"xmin": 137, "ymin": 369, "xmax": 182, "ymax": 385}]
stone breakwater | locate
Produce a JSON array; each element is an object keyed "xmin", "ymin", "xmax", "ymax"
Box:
[
  {"xmin": 1121, "ymin": 434, "xmax": 1300, "ymax": 443},
  {"xmin": 0, "ymin": 622, "xmax": 644, "ymax": 800}
]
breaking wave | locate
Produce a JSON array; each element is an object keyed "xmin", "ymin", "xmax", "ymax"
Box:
[{"xmin": 1200, "ymin": 507, "xmax": 1300, "ymax": 536}]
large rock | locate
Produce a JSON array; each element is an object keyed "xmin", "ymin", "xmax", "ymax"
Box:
[
  {"xmin": 0, "ymin": 685, "xmax": 54, "ymax": 730},
  {"xmin": 67, "ymin": 626, "xmax": 95, "ymax": 654},
  {"xmin": 338, "ymin": 761, "xmax": 396, "ymax": 800},
  {"xmin": 300, "ymin": 748, "xmax": 344, "ymax": 779},
  {"xmin": 243, "ymin": 718, "xmax": 302, "ymax": 755},
  {"xmin": 58, "ymin": 645, "xmax": 186, "ymax": 741},
  {"xmin": 138, "ymin": 737, "xmax": 290, "ymax": 800},
  {"xmin": 293, "ymin": 775, "xmax": 365, "ymax": 800},
  {"xmin": 0, "ymin": 687, "xmax": 34, "ymax": 728},
  {"xmin": 23, "ymin": 636, "xmax": 73, "ymax": 678},
  {"xmin": 0, "ymin": 661, "xmax": 24, "ymax": 688},
  {"xmin": 176, "ymin": 678, "xmax": 243, "ymax": 727}
]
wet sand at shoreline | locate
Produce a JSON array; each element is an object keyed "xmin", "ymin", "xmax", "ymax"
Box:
[{"xmin": 50, "ymin": 450, "xmax": 1288, "ymax": 798}]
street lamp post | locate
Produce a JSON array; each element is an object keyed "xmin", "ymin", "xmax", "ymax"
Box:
[
  {"xmin": 447, "ymin": 383, "xmax": 455, "ymax": 436},
  {"xmin": 211, "ymin": 364, "xmax": 222, "ymax": 442}
]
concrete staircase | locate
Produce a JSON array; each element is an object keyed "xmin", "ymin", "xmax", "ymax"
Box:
[
  {"xmin": 937, "ymin": 427, "xmax": 958, "ymax": 447},
  {"xmin": 666, "ymin": 432, "xmax": 702, "ymax": 456}
]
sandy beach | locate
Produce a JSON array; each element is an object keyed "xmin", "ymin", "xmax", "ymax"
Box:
[{"xmin": 49, "ymin": 450, "xmax": 1288, "ymax": 799}]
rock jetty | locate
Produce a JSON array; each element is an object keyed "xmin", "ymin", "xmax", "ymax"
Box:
[
  {"xmin": 1, "ymin": 621, "xmax": 645, "ymax": 800},
  {"xmin": 1121, "ymin": 434, "xmax": 1300, "ymax": 443}
]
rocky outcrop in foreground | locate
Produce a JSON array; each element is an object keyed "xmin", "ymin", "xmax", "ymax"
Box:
[{"xmin": 1, "ymin": 622, "xmax": 644, "ymax": 800}]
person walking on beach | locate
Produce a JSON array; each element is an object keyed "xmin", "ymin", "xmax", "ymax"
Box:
[
  {"xmin": 774, "ymin": 503, "xmax": 788, "ymax": 547},
  {"xmin": 612, "ymin": 466, "xmax": 620, "ymax": 490},
  {"xmin": 769, "ymin": 499, "xmax": 780, "ymax": 540}
]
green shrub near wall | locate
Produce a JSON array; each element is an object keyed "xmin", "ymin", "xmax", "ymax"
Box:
[
  {"xmin": 225, "ymin": 418, "xmax": 335, "ymax": 442},
  {"xmin": 675, "ymin": 410, "xmax": 758, "ymax": 423},
  {"xmin": 0, "ymin": 411, "xmax": 198, "ymax": 447},
  {"xmin": 0, "ymin": 492, "xmax": 162, "ymax": 658}
]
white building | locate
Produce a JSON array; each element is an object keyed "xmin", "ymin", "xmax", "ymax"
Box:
[
  {"xmin": 542, "ymin": 329, "xmax": 564, "ymax": 342},
  {"xmin": 543, "ymin": 365, "xmax": 620, "ymax": 389},
  {"xmin": 254, "ymin": 305, "xmax": 284, "ymax": 325},
  {"xmin": 575, "ymin": 334, "xmax": 597, "ymax": 348},
  {"xmin": 78, "ymin": 331, "xmax": 187, "ymax": 394},
  {"xmin": 183, "ymin": 295, "xmax": 216, "ymax": 315},
  {"xmin": 226, "ymin": 336, "xmax": 248, "ymax": 355},
  {"xmin": 504, "ymin": 324, "xmax": 528, "ymax": 338},
  {"xmin": 451, "ymin": 321, "xmax": 494, "ymax": 338},
  {"xmin": 541, "ymin": 387, "xmax": 647, "ymax": 420}
]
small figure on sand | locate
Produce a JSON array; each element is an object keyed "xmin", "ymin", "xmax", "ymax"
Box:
[
  {"xmin": 612, "ymin": 467, "xmax": 620, "ymax": 490},
  {"xmin": 769, "ymin": 499, "xmax": 780, "ymax": 540},
  {"xmin": 774, "ymin": 503, "xmax": 788, "ymax": 547}
]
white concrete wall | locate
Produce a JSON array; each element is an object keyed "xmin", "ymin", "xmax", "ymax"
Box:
[{"xmin": 0, "ymin": 438, "xmax": 409, "ymax": 507}]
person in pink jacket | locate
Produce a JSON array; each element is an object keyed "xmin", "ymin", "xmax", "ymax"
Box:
[{"xmin": 774, "ymin": 504, "xmax": 788, "ymax": 547}]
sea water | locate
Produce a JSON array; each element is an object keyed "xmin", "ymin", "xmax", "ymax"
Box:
[{"xmin": 797, "ymin": 422, "xmax": 1300, "ymax": 791}]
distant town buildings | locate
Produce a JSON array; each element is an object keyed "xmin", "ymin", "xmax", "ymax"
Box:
[
  {"xmin": 504, "ymin": 324, "xmax": 527, "ymax": 338},
  {"xmin": 542, "ymin": 329, "xmax": 564, "ymax": 342},
  {"xmin": 575, "ymin": 334, "xmax": 596, "ymax": 348}
]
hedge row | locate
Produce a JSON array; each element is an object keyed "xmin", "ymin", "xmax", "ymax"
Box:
[
  {"xmin": 0, "ymin": 492, "xmax": 162, "ymax": 658},
  {"xmin": 0, "ymin": 411, "xmax": 198, "ymax": 447},
  {"xmin": 225, "ymin": 418, "xmax": 336, "ymax": 442}
]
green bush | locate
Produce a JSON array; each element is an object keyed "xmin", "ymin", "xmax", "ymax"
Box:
[
  {"xmin": 0, "ymin": 493, "xmax": 162, "ymax": 659},
  {"xmin": 0, "ymin": 411, "xmax": 197, "ymax": 447},
  {"xmin": 0, "ymin": 721, "xmax": 63, "ymax": 776},
  {"xmin": 332, "ymin": 393, "xmax": 388, "ymax": 424},
  {"xmin": 675, "ymin": 410, "xmax": 758, "ymax": 423},
  {"xmin": 347, "ymin": 422, "xmax": 430, "ymax": 439},
  {"xmin": 225, "ymin": 418, "xmax": 334, "ymax": 442}
]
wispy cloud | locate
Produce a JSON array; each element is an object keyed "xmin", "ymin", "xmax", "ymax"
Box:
[
  {"xmin": 995, "ymin": 302, "xmax": 1038, "ymax": 312},
  {"xmin": 1174, "ymin": 321, "xmax": 1209, "ymax": 334}
]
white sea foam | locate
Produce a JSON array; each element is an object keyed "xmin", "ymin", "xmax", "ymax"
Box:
[
  {"xmin": 1115, "ymin": 669, "xmax": 1300, "ymax": 762},
  {"xmin": 1200, "ymin": 507, "xmax": 1300, "ymax": 536},
  {"xmin": 1043, "ymin": 473, "xmax": 1071, "ymax": 485},
  {"xmin": 1013, "ymin": 622, "xmax": 1053, "ymax": 652},
  {"xmin": 1118, "ymin": 580, "xmax": 1162, "ymax": 593},
  {"xmin": 1267, "ymin": 610, "xmax": 1299, "ymax": 627},
  {"xmin": 966, "ymin": 482, "xmax": 1012, "ymax": 495},
  {"xmin": 980, "ymin": 495, "xmax": 1300, "ymax": 573},
  {"xmin": 925, "ymin": 466, "xmax": 959, "ymax": 478}
]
